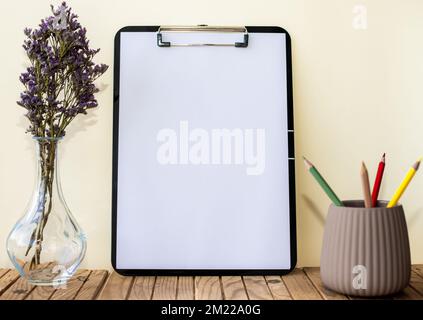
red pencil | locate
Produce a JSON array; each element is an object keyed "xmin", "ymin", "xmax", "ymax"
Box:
[{"xmin": 371, "ymin": 153, "xmax": 386, "ymax": 207}]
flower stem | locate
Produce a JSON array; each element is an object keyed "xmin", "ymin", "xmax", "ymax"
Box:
[{"xmin": 26, "ymin": 140, "xmax": 56, "ymax": 270}]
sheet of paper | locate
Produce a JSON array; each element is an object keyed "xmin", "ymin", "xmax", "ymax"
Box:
[{"xmin": 116, "ymin": 31, "xmax": 292, "ymax": 269}]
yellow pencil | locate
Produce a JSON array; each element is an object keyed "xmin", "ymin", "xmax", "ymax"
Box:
[{"xmin": 387, "ymin": 158, "xmax": 422, "ymax": 208}]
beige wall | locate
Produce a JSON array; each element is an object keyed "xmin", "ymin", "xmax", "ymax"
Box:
[{"xmin": 1, "ymin": 0, "xmax": 422, "ymax": 269}]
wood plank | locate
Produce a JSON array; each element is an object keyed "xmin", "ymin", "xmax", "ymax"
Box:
[
  {"xmin": 409, "ymin": 270, "xmax": 423, "ymax": 297},
  {"xmin": 282, "ymin": 269, "xmax": 323, "ymax": 300},
  {"xmin": 75, "ymin": 270, "xmax": 108, "ymax": 300},
  {"xmin": 0, "ymin": 269, "xmax": 9, "ymax": 279},
  {"xmin": 25, "ymin": 284, "xmax": 56, "ymax": 300},
  {"xmin": 195, "ymin": 276, "xmax": 223, "ymax": 300},
  {"xmin": 49, "ymin": 269, "xmax": 91, "ymax": 300},
  {"xmin": 152, "ymin": 276, "xmax": 178, "ymax": 300},
  {"xmin": 21, "ymin": 261, "xmax": 56, "ymax": 300},
  {"xmin": 243, "ymin": 276, "xmax": 273, "ymax": 300},
  {"xmin": 0, "ymin": 274, "xmax": 34, "ymax": 300},
  {"xmin": 410, "ymin": 266, "xmax": 423, "ymax": 297},
  {"xmin": 177, "ymin": 277, "xmax": 194, "ymax": 300},
  {"xmin": 1, "ymin": 266, "xmax": 422, "ymax": 300},
  {"xmin": 393, "ymin": 286, "xmax": 422, "ymax": 300},
  {"xmin": 265, "ymin": 276, "xmax": 292, "ymax": 300},
  {"xmin": 0, "ymin": 270, "xmax": 20, "ymax": 296},
  {"xmin": 128, "ymin": 276, "xmax": 156, "ymax": 300},
  {"xmin": 97, "ymin": 271, "xmax": 133, "ymax": 300},
  {"xmin": 304, "ymin": 267, "xmax": 349, "ymax": 300},
  {"xmin": 392, "ymin": 265, "xmax": 423, "ymax": 300},
  {"xmin": 413, "ymin": 264, "xmax": 423, "ymax": 277},
  {"xmin": 221, "ymin": 276, "xmax": 248, "ymax": 300},
  {"xmin": 5, "ymin": 263, "xmax": 77, "ymax": 300}
]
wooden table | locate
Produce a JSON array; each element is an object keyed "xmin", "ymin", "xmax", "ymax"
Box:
[{"xmin": 0, "ymin": 266, "xmax": 422, "ymax": 300}]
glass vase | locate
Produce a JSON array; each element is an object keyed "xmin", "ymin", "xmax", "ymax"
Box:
[{"xmin": 6, "ymin": 137, "xmax": 86, "ymax": 286}]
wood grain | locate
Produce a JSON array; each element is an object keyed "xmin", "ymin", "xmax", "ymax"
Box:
[
  {"xmin": 0, "ymin": 275, "xmax": 34, "ymax": 300},
  {"xmin": 243, "ymin": 276, "xmax": 273, "ymax": 300},
  {"xmin": 195, "ymin": 276, "xmax": 222, "ymax": 300},
  {"xmin": 75, "ymin": 270, "xmax": 108, "ymax": 300},
  {"xmin": 0, "ymin": 270, "xmax": 20, "ymax": 296},
  {"xmin": 152, "ymin": 276, "xmax": 178, "ymax": 300},
  {"xmin": 177, "ymin": 276, "xmax": 194, "ymax": 300},
  {"xmin": 49, "ymin": 269, "xmax": 91, "ymax": 300},
  {"xmin": 409, "ymin": 271, "xmax": 423, "ymax": 297},
  {"xmin": 282, "ymin": 269, "xmax": 323, "ymax": 300},
  {"xmin": 413, "ymin": 264, "xmax": 423, "ymax": 277},
  {"xmin": 393, "ymin": 286, "xmax": 422, "ymax": 300},
  {"xmin": 221, "ymin": 276, "xmax": 248, "ymax": 300},
  {"xmin": 391, "ymin": 267, "xmax": 423, "ymax": 300},
  {"xmin": 265, "ymin": 276, "xmax": 292, "ymax": 300},
  {"xmin": 0, "ymin": 267, "xmax": 421, "ymax": 300},
  {"xmin": 3, "ymin": 263, "xmax": 53, "ymax": 300},
  {"xmin": 25, "ymin": 284, "xmax": 56, "ymax": 300},
  {"xmin": 97, "ymin": 271, "xmax": 133, "ymax": 300},
  {"xmin": 0, "ymin": 269, "xmax": 9, "ymax": 279},
  {"xmin": 304, "ymin": 267, "xmax": 348, "ymax": 300},
  {"xmin": 128, "ymin": 276, "xmax": 156, "ymax": 300}
]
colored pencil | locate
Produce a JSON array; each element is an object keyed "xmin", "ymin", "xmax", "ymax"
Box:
[
  {"xmin": 361, "ymin": 162, "xmax": 372, "ymax": 208},
  {"xmin": 303, "ymin": 157, "xmax": 343, "ymax": 206},
  {"xmin": 371, "ymin": 153, "xmax": 386, "ymax": 207},
  {"xmin": 387, "ymin": 158, "xmax": 421, "ymax": 208}
]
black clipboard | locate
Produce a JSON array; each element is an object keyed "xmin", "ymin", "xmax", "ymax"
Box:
[{"xmin": 112, "ymin": 26, "xmax": 296, "ymax": 275}]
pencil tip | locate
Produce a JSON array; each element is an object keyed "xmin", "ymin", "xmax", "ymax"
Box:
[
  {"xmin": 413, "ymin": 158, "xmax": 422, "ymax": 170},
  {"xmin": 303, "ymin": 156, "xmax": 313, "ymax": 169},
  {"xmin": 382, "ymin": 153, "xmax": 386, "ymax": 162}
]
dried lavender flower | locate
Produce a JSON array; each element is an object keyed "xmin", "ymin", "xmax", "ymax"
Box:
[
  {"xmin": 52, "ymin": 4, "xmax": 68, "ymax": 30},
  {"xmin": 17, "ymin": 2, "xmax": 108, "ymax": 138}
]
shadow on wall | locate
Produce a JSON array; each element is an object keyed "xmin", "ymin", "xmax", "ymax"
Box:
[
  {"xmin": 408, "ymin": 209, "xmax": 423, "ymax": 231},
  {"xmin": 302, "ymin": 194, "xmax": 326, "ymax": 227}
]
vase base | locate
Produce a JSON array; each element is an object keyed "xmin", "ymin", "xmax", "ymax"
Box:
[
  {"xmin": 26, "ymin": 267, "xmax": 70, "ymax": 287},
  {"xmin": 28, "ymin": 278, "xmax": 69, "ymax": 287}
]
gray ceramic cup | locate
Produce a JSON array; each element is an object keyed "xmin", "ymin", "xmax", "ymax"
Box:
[{"xmin": 320, "ymin": 200, "xmax": 411, "ymax": 297}]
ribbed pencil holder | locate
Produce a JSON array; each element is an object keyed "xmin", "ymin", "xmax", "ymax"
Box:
[{"xmin": 320, "ymin": 200, "xmax": 411, "ymax": 297}]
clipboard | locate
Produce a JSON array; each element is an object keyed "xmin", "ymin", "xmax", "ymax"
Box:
[{"xmin": 112, "ymin": 25, "xmax": 296, "ymax": 275}]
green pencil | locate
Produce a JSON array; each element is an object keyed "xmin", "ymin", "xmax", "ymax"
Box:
[{"xmin": 303, "ymin": 156, "xmax": 343, "ymax": 206}]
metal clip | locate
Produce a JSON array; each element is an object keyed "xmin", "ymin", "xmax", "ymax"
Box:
[{"xmin": 157, "ymin": 25, "xmax": 249, "ymax": 48}]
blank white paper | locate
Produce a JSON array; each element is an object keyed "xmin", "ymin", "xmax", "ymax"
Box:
[{"xmin": 116, "ymin": 30, "xmax": 292, "ymax": 270}]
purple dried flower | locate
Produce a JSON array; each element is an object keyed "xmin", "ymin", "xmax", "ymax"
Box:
[
  {"xmin": 52, "ymin": 3, "xmax": 68, "ymax": 30},
  {"xmin": 17, "ymin": 2, "xmax": 108, "ymax": 138}
]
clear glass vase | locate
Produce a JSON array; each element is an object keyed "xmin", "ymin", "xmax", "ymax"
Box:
[{"xmin": 6, "ymin": 137, "xmax": 86, "ymax": 286}]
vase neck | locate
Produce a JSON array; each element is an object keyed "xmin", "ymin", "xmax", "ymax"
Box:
[{"xmin": 34, "ymin": 137, "xmax": 62, "ymax": 195}]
